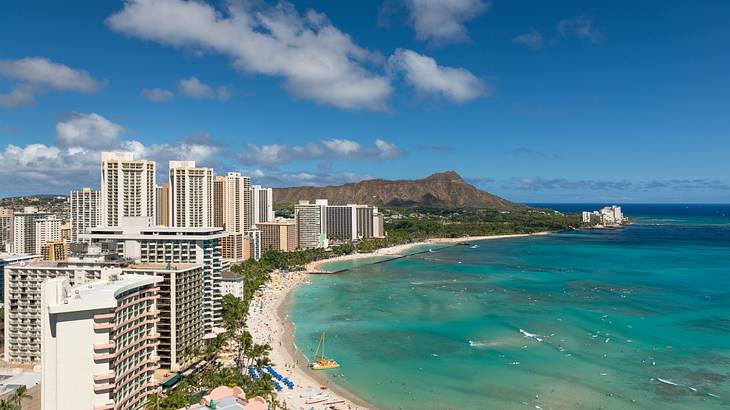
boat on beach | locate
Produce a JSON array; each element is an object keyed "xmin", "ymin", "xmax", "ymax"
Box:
[{"xmin": 310, "ymin": 332, "xmax": 341, "ymax": 370}]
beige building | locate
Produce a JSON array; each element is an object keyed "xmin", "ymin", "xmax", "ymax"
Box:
[
  {"xmin": 0, "ymin": 208, "xmax": 13, "ymax": 252},
  {"xmin": 213, "ymin": 177, "xmax": 225, "ymax": 229},
  {"xmin": 41, "ymin": 241, "xmax": 68, "ymax": 262},
  {"xmin": 169, "ymin": 161, "xmax": 214, "ymax": 228},
  {"xmin": 258, "ymin": 220, "xmax": 297, "ymax": 252},
  {"xmin": 221, "ymin": 232, "xmax": 244, "ymax": 261},
  {"xmin": 69, "ymin": 187, "xmax": 101, "ymax": 241},
  {"xmin": 41, "ymin": 272, "xmax": 162, "ymax": 410},
  {"xmin": 124, "ymin": 263, "xmax": 203, "ymax": 371},
  {"xmin": 101, "ymin": 152, "xmax": 156, "ymax": 227},
  {"xmin": 155, "ymin": 183, "xmax": 170, "ymax": 226},
  {"xmin": 215, "ymin": 172, "xmax": 252, "ymax": 233},
  {"xmin": 12, "ymin": 208, "xmax": 53, "ymax": 255},
  {"xmin": 243, "ymin": 230, "xmax": 261, "ymax": 261}
]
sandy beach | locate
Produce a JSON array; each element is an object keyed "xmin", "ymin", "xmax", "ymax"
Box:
[{"xmin": 246, "ymin": 232, "xmax": 551, "ymax": 409}]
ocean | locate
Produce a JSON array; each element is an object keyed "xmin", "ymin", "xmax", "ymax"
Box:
[{"xmin": 291, "ymin": 204, "xmax": 730, "ymax": 409}]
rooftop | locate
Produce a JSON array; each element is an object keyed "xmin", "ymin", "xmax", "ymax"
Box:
[
  {"xmin": 221, "ymin": 271, "xmax": 242, "ymax": 281},
  {"xmin": 126, "ymin": 262, "xmax": 201, "ymax": 272},
  {"xmin": 47, "ymin": 273, "xmax": 162, "ymax": 314}
]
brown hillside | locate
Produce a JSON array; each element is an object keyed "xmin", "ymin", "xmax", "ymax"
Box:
[{"xmin": 272, "ymin": 171, "xmax": 514, "ymax": 208}]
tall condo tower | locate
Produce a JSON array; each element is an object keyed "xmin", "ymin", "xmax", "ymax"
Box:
[
  {"xmin": 100, "ymin": 152, "xmax": 156, "ymax": 227},
  {"xmin": 218, "ymin": 172, "xmax": 251, "ymax": 233},
  {"xmin": 251, "ymin": 185, "xmax": 274, "ymax": 224},
  {"xmin": 169, "ymin": 161, "xmax": 214, "ymax": 228},
  {"xmin": 69, "ymin": 187, "xmax": 101, "ymax": 241}
]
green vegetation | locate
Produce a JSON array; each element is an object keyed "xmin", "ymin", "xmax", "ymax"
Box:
[{"xmin": 0, "ymin": 385, "xmax": 32, "ymax": 409}]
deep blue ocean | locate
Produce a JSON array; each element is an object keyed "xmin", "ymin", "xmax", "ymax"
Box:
[{"xmin": 292, "ymin": 204, "xmax": 730, "ymax": 409}]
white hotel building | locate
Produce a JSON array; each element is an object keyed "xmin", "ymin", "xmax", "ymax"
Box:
[
  {"xmin": 41, "ymin": 272, "xmax": 162, "ymax": 410},
  {"xmin": 82, "ymin": 224, "xmax": 228, "ymax": 333}
]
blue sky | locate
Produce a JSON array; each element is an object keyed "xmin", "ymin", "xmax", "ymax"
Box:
[{"xmin": 1, "ymin": 0, "xmax": 728, "ymax": 203}]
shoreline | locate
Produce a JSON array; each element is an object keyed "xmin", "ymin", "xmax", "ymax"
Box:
[
  {"xmin": 247, "ymin": 231, "xmax": 552, "ymax": 409},
  {"xmin": 306, "ymin": 231, "xmax": 552, "ymax": 273}
]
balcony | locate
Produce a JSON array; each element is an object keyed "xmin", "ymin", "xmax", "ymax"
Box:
[
  {"xmin": 93, "ymin": 383, "xmax": 115, "ymax": 392},
  {"xmin": 94, "ymin": 322, "xmax": 114, "ymax": 331},
  {"xmin": 93, "ymin": 372, "xmax": 115, "ymax": 382},
  {"xmin": 93, "ymin": 341, "xmax": 115, "ymax": 351}
]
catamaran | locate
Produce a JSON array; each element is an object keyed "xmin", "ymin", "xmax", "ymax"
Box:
[{"xmin": 310, "ymin": 332, "xmax": 340, "ymax": 370}]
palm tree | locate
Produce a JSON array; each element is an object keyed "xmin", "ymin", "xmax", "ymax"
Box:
[
  {"xmin": 11, "ymin": 386, "xmax": 30, "ymax": 408},
  {"xmin": 0, "ymin": 398, "xmax": 18, "ymax": 410}
]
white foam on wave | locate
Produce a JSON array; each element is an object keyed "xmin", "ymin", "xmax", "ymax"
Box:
[{"xmin": 657, "ymin": 378, "xmax": 679, "ymax": 386}]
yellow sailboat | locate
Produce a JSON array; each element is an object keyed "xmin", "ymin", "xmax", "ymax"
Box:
[{"xmin": 310, "ymin": 332, "xmax": 340, "ymax": 370}]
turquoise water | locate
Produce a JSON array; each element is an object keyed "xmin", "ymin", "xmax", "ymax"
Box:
[{"xmin": 292, "ymin": 206, "xmax": 730, "ymax": 409}]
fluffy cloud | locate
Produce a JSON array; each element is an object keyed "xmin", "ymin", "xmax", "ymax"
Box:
[
  {"xmin": 556, "ymin": 16, "xmax": 605, "ymax": 43},
  {"xmin": 251, "ymin": 169, "xmax": 372, "ymax": 187},
  {"xmin": 0, "ymin": 57, "xmax": 103, "ymax": 107},
  {"xmin": 178, "ymin": 76, "xmax": 231, "ymax": 101},
  {"xmin": 236, "ymin": 138, "xmax": 402, "ymax": 167},
  {"xmin": 388, "ymin": 49, "xmax": 488, "ymax": 102},
  {"xmin": 0, "ymin": 113, "xmax": 400, "ymax": 193},
  {"xmin": 513, "ymin": 28, "xmax": 544, "ymax": 49},
  {"xmin": 404, "ymin": 0, "xmax": 490, "ymax": 45},
  {"xmin": 107, "ymin": 0, "xmax": 391, "ymax": 111},
  {"xmin": 0, "ymin": 57, "xmax": 102, "ymax": 93},
  {"xmin": 141, "ymin": 87, "xmax": 174, "ymax": 102},
  {"xmin": 56, "ymin": 113, "xmax": 125, "ymax": 149},
  {"xmin": 0, "ymin": 113, "xmax": 224, "ymax": 192}
]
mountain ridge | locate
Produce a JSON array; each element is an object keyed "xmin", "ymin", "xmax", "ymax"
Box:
[{"xmin": 273, "ymin": 171, "xmax": 515, "ymax": 208}]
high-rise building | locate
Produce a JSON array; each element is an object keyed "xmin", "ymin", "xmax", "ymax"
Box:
[
  {"xmin": 251, "ymin": 185, "xmax": 274, "ymax": 224},
  {"xmin": 12, "ymin": 207, "xmax": 52, "ymax": 255},
  {"xmin": 294, "ymin": 200, "xmax": 327, "ymax": 249},
  {"xmin": 325, "ymin": 205, "xmax": 357, "ymax": 243},
  {"xmin": 41, "ymin": 272, "xmax": 162, "ymax": 410},
  {"xmin": 169, "ymin": 161, "xmax": 214, "ymax": 228},
  {"xmin": 373, "ymin": 210, "xmax": 385, "ymax": 238},
  {"xmin": 0, "ymin": 208, "xmax": 13, "ymax": 252},
  {"xmin": 356, "ymin": 205, "xmax": 375, "ymax": 239},
  {"xmin": 257, "ymin": 220, "xmax": 297, "ymax": 252},
  {"xmin": 124, "ymin": 263, "xmax": 204, "ymax": 371},
  {"xmin": 155, "ymin": 183, "xmax": 170, "ymax": 226},
  {"xmin": 217, "ymin": 172, "xmax": 251, "ymax": 233},
  {"xmin": 0, "ymin": 253, "xmax": 40, "ymax": 301},
  {"xmin": 4, "ymin": 259, "xmax": 126, "ymax": 362},
  {"xmin": 213, "ymin": 176, "xmax": 225, "ymax": 228},
  {"xmin": 82, "ymin": 225, "xmax": 228, "ymax": 333},
  {"xmin": 325, "ymin": 204, "xmax": 377, "ymax": 243},
  {"xmin": 221, "ymin": 232, "xmax": 244, "ymax": 261},
  {"xmin": 34, "ymin": 216, "xmax": 62, "ymax": 254},
  {"xmin": 101, "ymin": 152, "xmax": 156, "ymax": 227},
  {"xmin": 69, "ymin": 187, "xmax": 101, "ymax": 241}
]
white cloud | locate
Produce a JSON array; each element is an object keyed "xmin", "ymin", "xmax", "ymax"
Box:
[
  {"xmin": 0, "ymin": 84, "xmax": 38, "ymax": 108},
  {"xmin": 513, "ymin": 28, "xmax": 544, "ymax": 49},
  {"xmin": 236, "ymin": 138, "xmax": 402, "ymax": 167},
  {"xmin": 0, "ymin": 57, "xmax": 103, "ymax": 92},
  {"xmin": 56, "ymin": 113, "xmax": 125, "ymax": 149},
  {"xmin": 0, "ymin": 57, "xmax": 102, "ymax": 108},
  {"xmin": 556, "ymin": 16, "xmax": 605, "ymax": 43},
  {"xmin": 321, "ymin": 139, "xmax": 361, "ymax": 156},
  {"xmin": 178, "ymin": 76, "xmax": 231, "ymax": 101},
  {"xmin": 141, "ymin": 87, "xmax": 174, "ymax": 102},
  {"xmin": 0, "ymin": 113, "xmax": 224, "ymax": 192},
  {"xmin": 107, "ymin": 0, "xmax": 391, "ymax": 111},
  {"xmin": 256, "ymin": 170, "xmax": 372, "ymax": 187},
  {"xmin": 404, "ymin": 0, "xmax": 489, "ymax": 45},
  {"xmin": 388, "ymin": 48, "xmax": 488, "ymax": 102}
]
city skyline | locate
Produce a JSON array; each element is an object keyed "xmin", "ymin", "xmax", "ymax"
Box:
[{"xmin": 2, "ymin": 1, "xmax": 729, "ymax": 203}]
